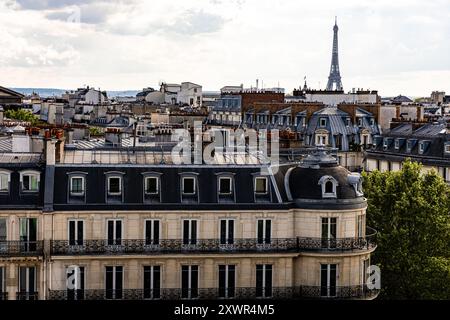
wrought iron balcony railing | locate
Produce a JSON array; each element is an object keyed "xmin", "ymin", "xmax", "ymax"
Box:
[
  {"xmin": 48, "ymin": 285, "xmax": 379, "ymax": 301},
  {"xmin": 16, "ymin": 292, "xmax": 39, "ymax": 300},
  {"xmin": 0, "ymin": 241, "xmax": 44, "ymax": 257},
  {"xmin": 50, "ymin": 231, "xmax": 376, "ymax": 256}
]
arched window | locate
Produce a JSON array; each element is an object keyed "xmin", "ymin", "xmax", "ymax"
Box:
[{"xmin": 318, "ymin": 176, "xmax": 338, "ymax": 199}]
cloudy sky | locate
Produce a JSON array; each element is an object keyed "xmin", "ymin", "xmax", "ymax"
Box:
[{"xmin": 0, "ymin": 0, "xmax": 449, "ymax": 96}]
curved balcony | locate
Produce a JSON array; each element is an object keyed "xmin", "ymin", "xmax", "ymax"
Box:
[
  {"xmin": 0, "ymin": 241, "xmax": 44, "ymax": 257},
  {"xmin": 50, "ymin": 230, "xmax": 376, "ymax": 256},
  {"xmin": 48, "ymin": 285, "xmax": 379, "ymax": 300}
]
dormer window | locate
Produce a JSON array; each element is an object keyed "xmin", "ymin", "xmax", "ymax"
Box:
[
  {"xmin": 218, "ymin": 177, "xmax": 233, "ymax": 195},
  {"xmin": 255, "ymin": 177, "xmax": 268, "ymax": 195},
  {"xmin": 20, "ymin": 171, "xmax": 40, "ymax": 192},
  {"xmin": 407, "ymin": 140, "xmax": 413, "ymax": 152},
  {"xmin": 357, "ymin": 118, "xmax": 363, "ymax": 127},
  {"xmin": 383, "ymin": 139, "xmax": 389, "ymax": 150},
  {"xmin": 108, "ymin": 176, "xmax": 122, "ymax": 195},
  {"xmin": 395, "ymin": 139, "xmax": 400, "ymax": 150},
  {"xmin": 370, "ymin": 118, "xmax": 375, "ymax": 126},
  {"xmin": 182, "ymin": 177, "xmax": 196, "ymax": 195},
  {"xmin": 0, "ymin": 171, "xmax": 11, "ymax": 193},
  {"xmin": 346, "ymin": 118, "xmax": 351, "ymax": 127},
  {"xmin": 318, "ymin": 176, "xmax": 338, "ymax": 199},
  {"xmin": 419, "ymin": 142, "xmax": 425, "ymax": 154},
  {"xmin": 144, "ymin": 177, "xmax": 159, "ymax": 195},
  {"xmin": 320, "ymin": 118, "xmax": 327, "ymax": 127},
  {"xmin": 105, "ymin": 172, "xmax": 125, "ymax": 203},
  {"xmin": 70, "ymin": 176, "xmax": 85, "ymax": 196}
]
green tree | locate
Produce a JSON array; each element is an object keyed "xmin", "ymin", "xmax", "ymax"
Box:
[
  {"xmin": 4, "ymin": 109, "xmax": 39, "ymax": 125},
  {"xmin": 362, "ymin": 160, "xmax": 450, "ymax": 299}
]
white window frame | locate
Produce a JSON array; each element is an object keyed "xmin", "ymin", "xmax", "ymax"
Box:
[
  {"xmin": 394, "ymin": 139, "xmax": 400, "ymax": 150},
  {"xmin": 107, "ymin": 176, "xmax": 122, "ymax": 196},
  {"xmin": 106, "ymin": 219, "xmax": 123, "ymax": 245},
  {"xmin": 419, "ymin": 142, "xmax": 424, "ymax": 154},
  {"xmin": 144, "ymin": 176, "xmax": 159, "ymax": 195},
  {"xmin": 357, "ymin": 118, "xmax": 363, "ymax": 127},
  {"xmin": 182, "ymin": 219, "xmax": 198, "ymax": 244},
  {"xmin": 254, "ymin": 177, "xmax": 268, "ymax": 195},
  {"xmin": 68, "ymin": 219, "xmax": 84, "ymax": 245},
  {"xmin": 181, "ymin": 265, "xmax": 199, "ymax": 299},
  {"xmin": 70, "ymin": 176, "xmax": 85, "ymax": 196},
  {"xmin": 219, "ymin": 219, "xmax": 235, "ymax": 245},
  {"xmin": 218, "ymin": 177, "xmax": 233, "ymax": 195},
  {"xmin": 318, "ymin": 176, "xmax": 338, "ymax": 199},
  {"xmin": 20, "ymin": 170, "xmax": 40, "ymax": 193},
  {"xmin": 182, "ymin": 177, "xmax": 196, "ymax": 195},
  {"xmin": 320, "ymin": 118, "xmax": 327, "ymax": 127},
  {"xmin": 144, "ymin": 219, "xmax": 161, "ymax": 245},
  {"xmin": 0, "ymin": 170, "xmax": 11, "ymax": 193},
  {"xmin": 256, "ymin": 219, "xmax": 272, "ymax": 244}
]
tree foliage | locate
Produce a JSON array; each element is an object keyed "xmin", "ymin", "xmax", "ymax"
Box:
[
  {"xmin": 362, "ymin": 160, "xmax": 450, "ymax": 299},
  {"xmin": 4, "ymin": 109, "xmax": 38, "ymax": 124}
]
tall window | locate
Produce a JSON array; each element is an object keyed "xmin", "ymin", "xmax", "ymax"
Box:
[
  {"xmin": 145, "ymin": 220, "xmax": 160, "ymax": 245},
  {"xmin": 0, "ymin": 218, "xmax": 6, "ymax": 241},
  {"xmin": 256, "ymin": 264, "xmax": 272, "ymax": 298},
  {"xmin": 0, "ymin": 172, "xmax": 10, "ymax": 192},
  {"xmin": 21, "ymin": 172, "xmax": 40, "ymax": 192},
  {"xmin": 220, "ymin": 219, "xmax": 234, "ymax": 245},
  {"xmin": 144, "ymin": 177, "xmax": 159, "ymax": 195},
  {"xmin": 321, "ymin": 264, "xmax": 337, "ymax": 297},
  {"xmin": 68, "ymin": 220, "xmax": 84, "ymax": 246},
  {"xmin": 219, "ymin": 265, "xmax": 235, "ymax": 298},
  {"xmin": 19, "ymin": 218, "xmax": 37, "ymax": 252},
  {"xmin": 105, "ymin": 266, "xmax": 123, "ymax": 300},
  {"xmin": 254, "ymin": 177, "xmax": 268, "ymax": 195},
  {"xmin": 357, "ymin": 215, "xmax": 364, "ymax": 238},
  {"xmin": 18, "ymin": 266, "xmax": 37, "ymax": 300},
  {"xmin": 144, "ymin": 266, "xmax": 161, "ymax": 299},
  {"xmin": 107, "ymin": 220, "xmax": 122, "ymax": 246},
  {"xmin": 321, "ymin": 217, "xmax": 337, "ymax": 248},
  {"xmin": 66, "ymin": 266, "xmax": 85, "ymax": 300},
  {"xmin": 70, "ymin": 176, "xmax": 85, "ymax": 195},
  {"xmin": 182, "ymin": 177, "xmax": 196, "ymax": 195},
  {"xmin": 181, "ymin": 265, "xmax": 198, "ymax": 299},
  {"xmin": 257, "ymin": 219, "xmax": 271, "ymax": 244},
  {"xmin": 183, "ymin": 220, "xmax": 197, "ymax": 245}
]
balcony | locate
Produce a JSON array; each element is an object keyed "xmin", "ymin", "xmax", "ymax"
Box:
[
  {"xmin": 48, "ymin": 285, "xmax": 379, "ymax": 300},
  {"xmin": 0, "ymin": 241, "xmax": 44, "ymax": 257},
  {"xmin": 16, "ymin": 292, "xmax": 39, "ymax": 300},
  {"xmin": 50, "ymin": 229, "xmax": 376, "ymax": 256}
]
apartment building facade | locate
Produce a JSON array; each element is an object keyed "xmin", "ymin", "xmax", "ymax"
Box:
[{"xmin": 0, "ymin": 131, "xmax": 378, "ymax": 300}]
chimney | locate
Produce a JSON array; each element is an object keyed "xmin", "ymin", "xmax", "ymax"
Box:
[
  {"xmin": 44, "ymin": 130, "xmax": 56, "ymax": 165},
  {"xmin": 66, "ymin": 129, "xmax": 74, "ymax": 144},
  {"xmin": 55, "ymin": 129, "xmax": 65, "ymax": 163}
]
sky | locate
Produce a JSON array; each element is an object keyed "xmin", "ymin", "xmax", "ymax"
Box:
[{"xmin": 0, "ymin": 0, "xmax": 449, "ymax": 97}]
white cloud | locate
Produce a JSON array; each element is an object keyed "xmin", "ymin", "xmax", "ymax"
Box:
[{"xmin": 0, "ymin": 0, "xmax": 449, "ymax": 96}]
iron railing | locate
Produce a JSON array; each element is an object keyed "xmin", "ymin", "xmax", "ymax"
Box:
[
  {"xmin": 50, "ymin": 231, "xmax": 376, "ymax": 256},
  {"xmin": 0, "ymin": 241, "xmax": 44, "ymax": 257},
  {"xmin": 16, "ymin": 292, "xmax": 39, "ymax": 300},
  {"xmin": 48, "ymin": 285, "xmax": 379, "ymax": 300}
]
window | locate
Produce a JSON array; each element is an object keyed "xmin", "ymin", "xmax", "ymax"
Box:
[
  {"xmin": 21, "ymin": 171, "xmax": 40, "ymax": 192},
  {"xmin": 256, "ymin": 264, "xmax": 272, "ymax": 298},
  {"xmin": 357, "ymin": 215, "xmax": 364, "ymax": 238},
  {"xmin": 321, "ymin": 217, "xmax": 337, "ymax": 249},
  {"xmin": 320, "ymin": 118, "xmax": 327, "ymax": 127},
  {"xmin": 107, "ymin": 220, "xmax": 122, "ymax": 246},
  {"xmin": 70, "ymin": 176, "xmax": 85, "ymax": 196},
  {"xmin": 0, "ymin": 172, "xmax": 10, "ymax": 192},
  {"xmin": 257, "ymin": 219, "xmax": 271, "ymax": 244},
  {"xmin": 357, "ymin": 118, "xmax": 363, "ymax": 127},
  {"xmin": 346, "ymin": 118, "xmax": 351, "ymax": 127},
  {"xmin": 18, "ymin": 266, "xmax": 37, "ymax": 300},
  {"xmin": 181, "ymin": 265, "xmax": 198, "ymax": 299},
  {"xmin": 419, "ymin": 142, "xmax": 424, "ymax": 154},
  {"xmin": 182, "ymin": 177, "xmax": 196, "ymax": 195},
  {"xmin": 144, "ymin": 177, "xmax": 159, "ymax": 195},
  {"xmin": 316, "ymin": 134, "xmax": 328, "ymax": 146},
  {"xmin": 19, "ymin": 218, "xmax": 37, "ymax": 252},
  {"xmin": 370, "ymin": 118, "xmax": 375, "ymax": 126},
  {"xmin": 107, "ymin": 176, "xmax": 122, "ymax": 195},
  {"xmin": 395, "ymin": 140, "xmax": 399, "ymax": 150},
  {"xmin": 254, "ymin": 177, "xmax": 268, "ymax": 195},
  {"xmin": 145, "ymin": 220, "xmax": 160, "ymax": 245},
  {"xmin": 219, "ymin": 265, "xmax": 235, "ymax": 298},
  {"xmin": 218, "ymin": 177, "xmax": 232, "ymax": 195},
  {"xmin": 105, "ymin": 266, "xmax": 123, "ymax": 300},
  {"xmin": 0, "ymin": 266, "xmax": 4, "ymax": 296},
  {"xmin": 319, "ymin": 176, "xmax": 338, "ymax": 198},
  {"xmin": 183, "ymin": 220, "xmax": 197, "ymax": 245},
  {"xmin": 68, "ymin": 220, "xmax": 84, "ymax": 246},
  {"xmin": 66, "ymin": 266, "xmax": 85, "ymax": 300},
  {"xmin": 445, "ymin": 144, "xmax": 450, "ymax": 154},
  {"xmin": 0, "ymin": 218, "xmax": 6, "ymax": 241},
  {"xmin": 220, "ymin": 219, "xmax": 234, "ymax": 245},
  {"xmin": 407, "ymin": 140, "xmax": 413, "ymax": 152},
  {"xmin": 321, "ymin": 264, "xmax": 337, "ymax": 297},
  {"xmin": 144, "ymin": 266, "xmax": 161, "ymax": 299}
]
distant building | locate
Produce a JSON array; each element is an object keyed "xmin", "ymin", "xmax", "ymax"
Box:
[
  {"xmin": 0, "ymin": 86, "xmax": 24, "ymax": 105},
  {"xmin": 364, "ymin": 121, "xmax": 450, "ymax": 183},
  {"xmin": 431, "ymin": 91, "xmax": 445, "ymax": 105},
  {"xmin": 292, "ymin": 89, "xmax": 379, "ymax": 106}
]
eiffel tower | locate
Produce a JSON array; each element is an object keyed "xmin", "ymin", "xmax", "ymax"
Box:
[{"xmin": 326, "ymin": 17, "xmax": 343, "ymax": 91}]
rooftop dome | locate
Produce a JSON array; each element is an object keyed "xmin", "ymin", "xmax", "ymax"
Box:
[{"xmin": 286, "ymin": 148, "xmax": 366, "ymax": 209}]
